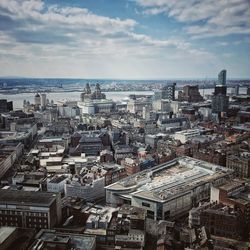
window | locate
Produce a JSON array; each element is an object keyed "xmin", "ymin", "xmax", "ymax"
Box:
[
  {"xmin": 147, "ymin": 210, "xmax": 155, "ymax": 219},
  {"xmin": 142, "ymin": 202, "xmax": 150, "ymax": 208}
]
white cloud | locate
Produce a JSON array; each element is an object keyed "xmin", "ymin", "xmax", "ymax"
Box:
[
  {"xmin": 136, "ymin": 0, "xmax": 250, "ymax": 38},
  {"xmin": 0, "ymin": 0, "xmax": 216, "ymax": 78}
]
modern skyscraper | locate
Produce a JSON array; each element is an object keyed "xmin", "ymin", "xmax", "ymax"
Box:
[
  {"xmin": 162, "ymin": 83, "xmax": 176, "ymax": 101},
  {"xmin": 212, "ymin": 70, "xmax": 229, "ymax": 114},
  {"xmin": 41, "ymin": 93, "xmax": 47, "ymax": 109},
  {"xmin": 154, "ymin": 83, "xmax": 176, "ymax": 101},
  {"xmin": 34, "ymin": 93, "xmax": 41, "ymax": 107},
  {"xmin": 218, "ymin": 69, "xmax": 227, "ymax": 85}
]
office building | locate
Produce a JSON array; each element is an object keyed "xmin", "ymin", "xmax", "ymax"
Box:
[
  {"xmin": 0, "ymin": 190, "xmax": 61, "ymax": 229},
  {"xmin": 0, "ymin": 99, "xmax": 13, "ymax": 113},
  {"xmin": 162, "ymin": 83, "xmax": 176, "ymax": 101},
  {"xmin": 212, "ymin": 69, "xmax": 229, "ymax": 113},
  {"xmin": 218, "ymin": 69, "xmax": 227, "ymax": 85},
  {"xmin": 47, "ymin": 175, "xmax": 68, "ymax": 193},
  {"xmin": 154, "ymin": 83, "xmax": 176, "ymax": 101},
  {"xmin": 34, "ymin": 93, "xmax": 41, "ymax": 107},
  {"xmin": 178, "ymin": 85, "xmax": 203, "ymax": 102},
  {"xmin": 65, "ymin": 166, "xmax": 106, "ymax": 202},
  {"xmin": 174, "ymin": 129, "xmax": 200, "ymax": 144},
  {"xmin": 40, "ymin": 93, "xmax": 46, "ymax": 109}
]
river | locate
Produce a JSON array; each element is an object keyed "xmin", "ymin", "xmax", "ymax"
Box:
[{"xmin": 0, "ymin": 87, "xmax": 246, "ymax": 110}]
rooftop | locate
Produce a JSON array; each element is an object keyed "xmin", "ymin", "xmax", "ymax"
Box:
[
  {"xmin": 33, "ymin": 229, "xmax": 96, "ymax": 250},
  {"xmin": 106, "ymin": 157, "xmax": 233, "ymax": 203},
  {"xmin": 0, "ymin": 190, "xmax": 58, "ymax": 207}
]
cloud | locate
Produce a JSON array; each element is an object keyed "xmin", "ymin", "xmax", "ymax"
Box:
[
  {"xmin": 136, "ymin": 0, "xmax": 250, "ymax": 38},
  {"xmin": 0, "ymin": 0, "xmax": 212, "ymax": 58},
  {"xmin": 0, "ymin": 0, "xmax": 217, "ymax": 78}
]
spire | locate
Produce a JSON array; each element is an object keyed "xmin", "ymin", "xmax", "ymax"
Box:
[{"xmin": 85, "ymin": 83, "xmax": 91, "ymax": 94}]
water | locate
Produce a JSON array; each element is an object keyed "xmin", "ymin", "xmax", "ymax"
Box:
[{"xmin": 0, "ymin": 88, "xmax": 246, "ymax": 110}]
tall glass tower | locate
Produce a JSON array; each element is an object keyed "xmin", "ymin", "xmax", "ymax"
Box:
[{"xmin": 218, "ymin": 69, "xmax": 227, "ymax": 85}]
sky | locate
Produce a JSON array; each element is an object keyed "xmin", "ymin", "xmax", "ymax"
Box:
[{"xmin": 0, "ymin": 0, "xmax": 250, "ymax": 79}]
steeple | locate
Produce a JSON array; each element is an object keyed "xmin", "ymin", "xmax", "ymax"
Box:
[{"xmin": 85, "ymin": 83, "xmax": 91, "ymax": 94}]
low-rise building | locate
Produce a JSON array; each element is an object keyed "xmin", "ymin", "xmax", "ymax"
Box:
[
  {"xmin": 47, "ymin": 175, "xmax": 69, "ymax": 193},
  {"xmin": 30, "ymin": 229, "xmax": 96, "ymax": 250},
  {"xmin": 65, "ymin": 166, "xmax": 106, "ymax": 202},
  {"xmin": 106, "ymin": 157, "xmax": 233, "ymax": 220},
  {"xmin": 174, "ymin": 129, "xmax": 201, "ymax": 144}
]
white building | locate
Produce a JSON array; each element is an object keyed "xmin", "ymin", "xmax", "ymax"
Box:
[
  {"xmin": 65, "ymin": 166, "xmax": 107, "ymax": 201},
  {"xmin": 127, "ymin": 99, "xmax": 151, "ymax": 114},
  {"xmin": 174, "ymin": 129, "xmax": 201, "ymax": 143},
  {"xmin": 47, "ymin": 175, "xmax": 69, "ymax": 193},
  {"xmin": 105, "ymin": 157, "xmax": 233, "ymax": 220},
  {"xmin": 78, "ymin": 99, "xmax": 115, "ymax": 114}
]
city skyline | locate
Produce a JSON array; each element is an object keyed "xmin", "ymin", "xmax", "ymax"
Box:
[{"xmin": 0, "ymin": 0, "xmax": 250, "ymax": 79}]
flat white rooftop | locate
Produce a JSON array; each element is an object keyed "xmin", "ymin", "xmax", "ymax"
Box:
[{"xmin": 106, "ymin": 156, "xmax": 233, "ymax": 203}]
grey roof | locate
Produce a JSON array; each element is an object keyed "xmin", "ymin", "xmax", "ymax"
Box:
[{"xmin": 0, "ymin": 190, "xmax": 58, "ymax": 207}]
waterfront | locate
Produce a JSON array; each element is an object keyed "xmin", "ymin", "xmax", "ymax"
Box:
[{"xmin": 0, "ymin": 87, "xmax": 248, "ymax": 110}]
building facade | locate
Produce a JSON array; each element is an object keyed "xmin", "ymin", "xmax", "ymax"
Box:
[{"xmin": 0, "ymin": 190, "xmax": 61, "ymax": 229}]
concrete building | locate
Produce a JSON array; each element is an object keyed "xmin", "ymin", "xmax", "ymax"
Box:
[
  {"xmin": 226, "ymin": 152, "xmax": 250, "ymax": 178},
  {"xmin": 30, "ymin": 229, "xmax": 96, "ymax": 250},
  {"xmin": 127, "ymin": 98, "xmax": 152, "ymax": 114},
  {"xmin": 69, "ymin": 131, "xmax": 104, "ymax": 156},
  {"xmin": 47, "ymin": 175, "xmax": 69, "ymax": 193},
  {"xmin": 0, "ymin": 99, "xmax": 13, "ymax": 113},
  {"xmin": 58, "ymin": 104, "xmax": 80, "ymax": 118},
  {"xmin": 106, "ymin": 157, "xmax": 233, "ymax": 220},
  {"xmin": 174, "ymin": 129, "xmax": 200, "ymax": 144},
  {"xmin": 0, "ymin": 190, "xmax": 61, "ymax": 229},
  {"xmin": 34, "ymin": 93, "xmax": 41, "ymax": 109},
  {"xmin": 157, "ymin": 116, "xmax": 190, "ymax": 132},
  {"xmin": 162, "ymin": 83, "xmax": 176, "ymax": 101},
  {"xmin": 154, "ymin": 83, "xmax": 176, "ymax": 101},
  {"xmin": 178, "ymin": 85, "xmax": 203, "ymax": 103},
  {"xmin": 40, "ymin": 93, "xmax": 46, "ymax": 110},
  {"xmin": 78, "ymin": 99, "xmax": 115, "ymax": 114},
  {"xmin": 65, "ymin": 166, "xmax": 106, "ymax": 202},
  {"xmin": 212, "ymin": 70, "xmax": 229, "ymax": 114}
]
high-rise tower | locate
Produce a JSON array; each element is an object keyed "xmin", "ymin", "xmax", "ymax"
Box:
[
  {"xmin": 218, "ymin": 69, "xmax": 227, "ymax": 85},
  {"xmin": 212, "ymin": 70, "xmax": 229, "ymax": 114}
]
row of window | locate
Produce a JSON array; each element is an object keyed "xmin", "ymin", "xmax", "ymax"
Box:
[
  {"xmin": 0, "ymin": 210, "xmax": 48, "ymax": 217},
  {"xmin": 0, "ymin": 210, "xmax": 21, "ymax": 215},
  {"xmin": 0, "ymin": 217, "xmax": 18, "ymax": 221}
]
